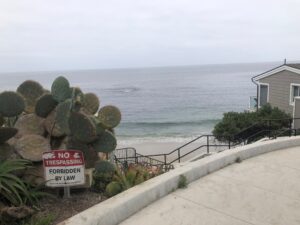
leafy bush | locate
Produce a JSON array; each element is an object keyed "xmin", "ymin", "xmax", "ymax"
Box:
[
  {"xmin": 213, "ymin": 104, "xmax": 291, "ymax": 143},
  {"xmin": 0, "ymin": 159, "xmax": 52, "ymax": 207},
  {"xmin": 0, "ymin": 159, "xmax": 31, "ymax": 206}
]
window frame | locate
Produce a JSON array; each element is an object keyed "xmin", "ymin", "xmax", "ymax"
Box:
[
  {"xmin": 290, "ymin": 83, "xmax": 300, "ymax": 106},
  {"xmin": 258, "ymin": 82, "xmax": 269, "ymax": 107}
]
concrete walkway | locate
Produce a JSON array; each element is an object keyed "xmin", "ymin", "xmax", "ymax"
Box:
[{"xmin": 119, "ymin": 146, "xmax": 300, "ymax": 225}]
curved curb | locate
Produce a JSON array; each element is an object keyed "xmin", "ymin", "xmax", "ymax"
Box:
[{"xmin": 59, "ymin": 136, "xmax": 300, "ymax": 225}]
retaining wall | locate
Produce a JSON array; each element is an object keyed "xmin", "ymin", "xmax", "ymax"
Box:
[{"xmin": 59, "ymin": 136, "xmax": 300, "ymax": 225}]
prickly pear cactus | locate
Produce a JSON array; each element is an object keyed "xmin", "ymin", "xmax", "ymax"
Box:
[
  {"xmin": 51, "ymin": 76, "xmax": 71, "ymax": 102},
  {"xmin": 89, "ymin": 116, "xmax": 105, "ymax": 136},
  {"xmin": 35, "ymin": 93, "xmax": 58, "ymax": 118},
  {"xmin": 17, "ymin": 80, "xmax": 44, "ymax": 113},
  {"xmin": 44, "ymin": 109, "xmax": 65, "ymax": 137},
  {"xmin": 66, "ymin": 137, "xmax": 98, "ymax": 168},
  {"xmin": 0, "ymin": 91, "xmax": 25, "ymax": 117},
  {"xmin": 68, "ymin": 112, "xmax": 97, "ymax": 143},
  {"xmin": 0, "ymin": 75, "xmax": 123, "ymax": 188},
  {"xmin": 83, "ymin": 93, "xmax": 100, "ymax": 115},
  {"xmin": 56, "ymin": 99, "xmax": 72, "ymax": 134},
  {"xmin": 80, "ymin": 146, "xmax": 100, "ymax": 169},
  {"xmin": 97, "ymin": 105, "xmax": 121, "ymax": 128},
  {"xmin": 92, "ymin": 130, "xmax": 117, "ymax": 153},
  {"xmin": 95, "ymin": 160, "xmax": 116, "ymax": 173}
]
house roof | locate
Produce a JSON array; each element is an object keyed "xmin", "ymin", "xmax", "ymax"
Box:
[
  {"xmin": 286, "ymin": 63, "xmax": 300, "ymax": 70},
  {"xmin": 252, "ymin": 63, "xmax": 300, "ymax": 82}
]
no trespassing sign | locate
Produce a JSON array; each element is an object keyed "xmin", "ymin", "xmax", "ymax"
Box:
[{"xmin": 42, "ymin": 150, "xmax": 85, "ymax": 187}]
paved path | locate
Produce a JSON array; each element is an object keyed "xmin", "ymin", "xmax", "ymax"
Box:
[{"xmin": 119, "ymin": 146, "xmax": 300, "ymax": 225}]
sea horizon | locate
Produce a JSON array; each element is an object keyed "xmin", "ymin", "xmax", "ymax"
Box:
[
  {"xmin": 0, "ymin": 60, "xmax": 285, "ymax": 74},
  {"xmin": 0, "ymin": 61, "xmax": 283, "ymax": 145}
]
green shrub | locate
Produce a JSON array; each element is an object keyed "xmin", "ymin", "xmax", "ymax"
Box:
[
  {"xmin": 177, "ymin": 175, "xmax": 187, "ymax": 189},
  {"xmin": 23, "ymin": 183, "xmax": 54, "ymax": 207},
  {"xmin": 92, "ymin": 171, "xmax": 114, "ymax": 193},
  {"xmin": 0, "ymin": 159, "xmax": 31, "ymax": 206},
  {"xmin": 213, "ymin": 104, "xmax": 291, "ymax": 143},
  {"xmin": 0, "ymin": 159, "xmax": 52, "ymax": 207}
]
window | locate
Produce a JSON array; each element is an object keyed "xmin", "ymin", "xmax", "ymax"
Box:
[
  {"xmin": 259, "ymin": 84, "xmax": 269, "ymax": 107},
  {"xmin": 290, "ymin": 84, "xmax": 300, "ymax": 104}
]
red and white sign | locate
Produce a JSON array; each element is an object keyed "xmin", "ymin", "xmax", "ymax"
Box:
[{"xmin": 42, "ymin": 150, "xmax": 85, "ymax": 187}]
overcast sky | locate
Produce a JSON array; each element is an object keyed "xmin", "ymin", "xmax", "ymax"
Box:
[{"xmin": 0, "ymin": 0, "xmax": 300, "ymax": 72}]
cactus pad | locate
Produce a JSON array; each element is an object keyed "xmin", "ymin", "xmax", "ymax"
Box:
[
  {"xmin": 17, "ymin": 80, "xmax": 44, "ymax": 113},
  {"xmin": 97, "ymin": 105, "xmax": 121, "ymax": 128},
  {"xmin": 90, "ymin": 116, "xmax": 105, "ymax": 136},
  {"xmin": 35, "ymin": 94, "xmax": 58, "ymax": 118},
  {"xmin": 66, "ymin": 137, "xmax": 99, "ymax": 168},
  {"xmin": 14, "ymin": 114, "xmax": 45, "ymax": 137},
  {"xmin": 56, "ymin": 99, "xmax": 72, "ymax": 134},
  {"xmin": 15, "ymin": 134, "xmax": 51, "ymax": 162},
  {"xmin": 66, "ymin": 136, "xmax": 87, "ymax": 150},
  {"xmin": 44, "ymin": 110, "xmax": 65, "ymax": 137},
  {"xmin": 94, "ymin": 160, "xmax": 116, "ymax": 173},
  {"xmin": 80, "ymin": 146, "xmax": 99, "ymax": 168},
  {"xmin": 83, "ymin": 93, "xmax": 100, "ymax": 115},
  {"xmin": 70, "ymin": 87, "xmax": 84, "ymax": 110},
  {"xmin": 68, "ymin": 112, "xmax": 97, "ymax": 143},
  {"xmin": 51, "ymin": 76, "xmax": 71, "ymax": 102},
  {"xmin": 92, "ymin": 130, "xmax": 117, "ymax": 153},
  {"xmin": 0, "ymin": 91, "xmax": 25, "ymax": 117},
  {"xmin": 0, "ymin": 127, "xmax": 18, "ymax": 144}
]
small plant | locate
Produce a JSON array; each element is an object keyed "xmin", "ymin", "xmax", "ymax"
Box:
[
  {"xmin": 177, "ymin": 175, "xmax": 187, "ymax": 189},
  {"xmin": 0, "ymin": 159, "xmax": 32, "ymax": 206},
  {"xmin": 92, "ymin": 160, "xmax": 116, "ymax": 193},
  {"xmin": 21, "ymin": 213, "xmax": 55, "ymax": 225},
  {"xmin": 105, "ymin": 164, "xmax": 153, "ymax": 197},
  {"xmin": 23, "ymin": 183, "xmax": 54, "ymax": 207},
  {"xmin": 105, "ymin": 181, "xmax": 123, "ymax": 197},
  {"xmin": 235, "ymin": 157, "xmax": 242, "ymax": 163}
]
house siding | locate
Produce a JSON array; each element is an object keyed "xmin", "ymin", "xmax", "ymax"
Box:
[{"xmin": 259, "ymin": 70, "xmax": 300, "ymax": 115}]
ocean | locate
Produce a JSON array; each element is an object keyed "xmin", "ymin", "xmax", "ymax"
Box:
[{"xmin": 0, "ymin": 62, "xmax": 278, "ymax": 145}]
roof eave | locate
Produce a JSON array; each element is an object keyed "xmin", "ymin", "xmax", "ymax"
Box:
[{"xmin": 252, "ymin": 65, "xmax": 300, "ymax": 82}]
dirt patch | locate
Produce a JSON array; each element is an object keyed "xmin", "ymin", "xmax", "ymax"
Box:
[{"xmin": 35, "ymin": 189, "xmax": 107, "ymax": 225}]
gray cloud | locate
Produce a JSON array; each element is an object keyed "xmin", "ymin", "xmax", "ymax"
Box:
[{"xmin": 0, "ymin": 0, "xmax": 300, "ymax": 72}]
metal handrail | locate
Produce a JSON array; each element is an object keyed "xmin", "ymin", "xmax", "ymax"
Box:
[
  {"xmin": 115, "ymin": 118, "xmax": 300, "ymax": 171},
  {"xmin": 115, "ymin": 147, "xmax": 173, "ymax": 171},
  {"xmin": 161, "ymin": 135, "xmax": 230, "ymax": 156}
]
